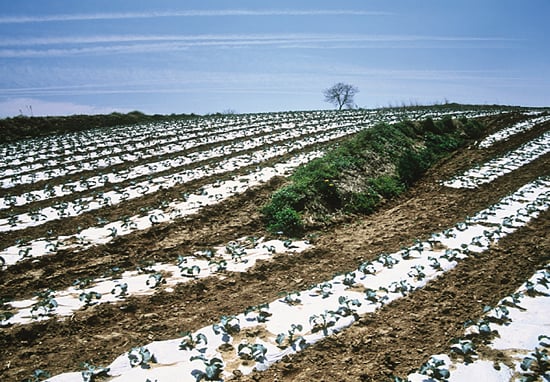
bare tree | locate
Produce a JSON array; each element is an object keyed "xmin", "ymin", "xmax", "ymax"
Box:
[{"xmin": 323, "ymin": 82, "xmax": 359, "ymax": 110}]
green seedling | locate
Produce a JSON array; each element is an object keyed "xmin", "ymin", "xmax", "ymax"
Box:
[
  {"xmin": 179, "ymin": 331, "xmax": 208, "ymax": 353},
  {"xmin": 128, "ymin": 346, "xmax": 156, "ymax": 369}
]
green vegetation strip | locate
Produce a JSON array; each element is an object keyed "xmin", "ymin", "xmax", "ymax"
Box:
[{"xmin": 262, "ymin": 116, "xmax": 484, "ymax": 236}]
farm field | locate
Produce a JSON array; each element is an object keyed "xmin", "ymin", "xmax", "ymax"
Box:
[{"xmin": 0, "ymin": 106, "xmax": 549, "ymax": 382}]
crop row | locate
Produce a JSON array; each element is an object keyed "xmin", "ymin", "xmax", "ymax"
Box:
[
  {"xmin": 44, "ymin": 176, "xmax": 549, "ymax": 381},
  {"xmin": 407, "ymin": 265, "xmax": 549, "ymax": 382},
  {"xmin": 444, "ymin": 131, "xmax": 550, "ymax": 189},
  {"xmin": 0, "ymin": 107, "xmax": 506, "ymax": 187},
  {"xmin": 0, "ymin": 115, "xmax": 367, "ymax": 208},
  {"xmin": 0, "ymin": 150, "xmax": 322, "ymax": 267},
  {"xmin": 0, "ymin": 117, "xmax": 366, "ymax": 232},
  {"xmin": 2, "ymin": 238, "xmax": 310, "ymax": 326},
  {"xmin": 0, "ymin": 112, "xmax": 368, "ymax": 188},
  {"xmin": 478, "ymin": 114, "xmax": 550, "ymax": 149}
]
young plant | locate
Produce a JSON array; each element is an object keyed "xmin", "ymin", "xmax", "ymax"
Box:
[
  {"xmin": 441, "ymin": 249, "xmax": 460, "ymax": 262},
  {"xmin": 428, "ymin": 256, "xmax": 443, "ymax": 271},
  {"xmin": 225, "ymin": 242, "xmax": 248, "ymax": 263},
  {"xmin": 30, "ymin": 289, "xmax": 58, "ymax": 318},
  {"xmin": 364, "ymin": 287, "xmax": 389, "ymax": 306},
  {"xmin": 309, "ymin": 311, "xmax": 337, "ymax": 336},
  {"xmin": 484, "ymin": 304, "xmax": 511, "ymax": 325},
  {"xmin": 463, "ymin": 318, "xmax": 496, "ymax": 340},
  {"xmin": 275, "ymin": 323, "xmax": 306, "ymax": 350},
  {"xmin": 313, "ymin": 282, "xmax": 333, "ymax": 298},
  {"xmin": 190, "ymin": 355, "xmax": 224, "ymax": 382},
  {"xmin": 407, "ymin": 265, "xmax": 426, "ymax": 281},
  {"xmin": 179, "ymin": 331, "xmax": 208, "ymax": 353},
  {"xmin": 208, "ymin": 259, "xmax": 227, "ymax": 273},
  {"xmin": 180, "ymin": 264, "xmax": 201, "ymax": 278},
  {"xmin": 500, "ymin": 292, "xmax": 525, "ymax": 310},
  {"xmin": 342, "ymin": 271, "xmax": 357, "ymax": 287},
  {"xmin": 237, "ymin": 342, "xmax": 268, "ymax": 363},
  {"xmin": 73, "ymin": 278, "xmax": 93, "ymax": 289},
  {"xmin": 388, "ymin": 280, "xmax": 413, "ymax": 296},
  {"xmin": 80, "ymin": 362, "xmax": 110, "ymax": 382},
  {"xmin": 244, "ymin": 303, "xmax": 271, "ymax": 323},
  {"xmin": 22, "ymin": 369, "xmax": 51, "ymax": 382},
  {"xmin": 358, "ymin": 260, "xmax": 376, "ymax": 276},
  {"xmin": 111, "ymin": 282, "xmax": 128, "ymax": 298},
  {"xmin": 79, "ymin": 291, "xmax": 102, "ymax": 307},
  {"xmin": 146, "ymin": 272, "xmax": 165, "ymax": 288},
  {"xmin": 212, "ymin": 315, "xmax": 240, "ymax": 343},
  {"xmin": 520, "ymin": 343, "xmax": 548, "ymax": 381},
  {"xmin": 376, "ymin": 253, "xmax": 399, "ymax": 268},
  {"xmin": 334, "ymin": 296, "xmax": 362, "ymax": 319},
  {"xmin": 449, "ymin": 339, "xmax": 477, "ymax": 364},
  {"xmin": 279, "ymin": 291, "xmax": 302, "ymax": 305},
  {"xmin": 128, "ymin": 346, "xmax": 157, "ymax": 369},
  {"xmin": 418, "ymin": 356, "xmax": 450, "ymax": 381}
]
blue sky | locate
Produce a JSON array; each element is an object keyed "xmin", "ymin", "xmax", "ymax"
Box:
[{"xmin": 0, "ymin": 0, "xmax": 548, "ymax": 117}]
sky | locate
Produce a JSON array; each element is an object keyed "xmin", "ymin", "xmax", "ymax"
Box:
[{"xmin": 0, "ymin": 0, "xmax": 549, "ymax": 117}]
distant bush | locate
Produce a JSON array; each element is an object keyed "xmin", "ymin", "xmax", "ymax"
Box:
[{"xmin": 0, "ymin": 111, "xmax": 198, "ymax": 143}]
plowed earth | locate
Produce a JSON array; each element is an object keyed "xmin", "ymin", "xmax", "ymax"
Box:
[{"xmin": 0, "ymin": 113, "xmax": 549, "ymax": 381}]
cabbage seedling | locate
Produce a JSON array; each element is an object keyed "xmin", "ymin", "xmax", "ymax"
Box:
[
  {"xmin": 276, "ymin": 324, "xmax": 306, "ymax": 350},
  {"xmin": 244, "ymin": 303, "xmax": 271, "ymax": 323},
  {"xmin": 80, "ymin": 362, "xmax": 109, "ymax": 382},
  {"xmin": 279, "ymin": 291, "xmax": 301, "ymax": 305},
  {"xmin": 179, "ymin": 331, "xmax": 208, "ymax": 353},
  {"xmin": 225, "ymin": 243, "xmax": 248, "ymax": 263},
  {"xmin": 30, "ymin": 289, "xmax": 58, "ymax": 318},
  {"xmin": 484, "ymin": 304, "xmax": 511, "ymax": 325},
  {"xmin": 309, "ymin": 311, "xmax": 337, "ymax": 336},
  {"xmin": 376, "ymin": 253, "xmax": 399, "ymax": 268},
  {"xmin": 388, "ymin": 280, "xmax": 413, "ymax": 296},
  {"xmin": 111, "ymin": 282, "xmax": 128, "ymax": 298},
  {"xmin": 449, "ymin": 339, "xmax": 477, "ymax": 364},
  {"xmin": 520, "ymin": 345, "xmax": 548, "ymax": 381},
  {"xmin": 441, "ymin": 249, "xmax": 460, "ymax": 262},
  {"xmin": 334, "ymin": 296, "xmax": 361, "ymax": 319},
  {"xmin": 22, "ymin": 369, "xmax": 51, "ymax": 382},
  {"xmin": 181, "ymin": 264, "xmax": 201, "ymax": 278},
  {"xmin": 358, "ymin": 260, "xmax": 376, "ymax": 276},
  {"xmin": 313, "ymin": 282, "xmax": 333, "ymax": 298},
  {"xmin": 146, "ymin": 273, "xmax": 166, "ymax": 288},
  {"xmin": 408, "ymin": 265, "xmax": 426, "ymax": 281},
  {"xmin": 364, "ymin": 288, "xmax": 389, "ymax": 306},
  {"xmin": 73, "ymin": 278, "xmax": 93, "ymax": 289},
  {"xmin": 428, "ymin": 256, "xmax": 442, "ymax": 271},
  {"xmin": 128, "ymin": 346, "xmax": 157, "ymax": 369},
  {"xmin": 190, "ymin": 355, "xmax": 224, "ymax": 382},
  {"xmin": 500, "ymin": 292, "xmax": 525, "ymax": 310},
  {"xmin": 79, "ymin": 291, "xmax": 102, "ymax": 307},
  {"xmin": 237, "ymin": 342, "xmax": 267, "ymax": 363},
  {"xmin": 342, "ymin": 272, "xmax": 356, "ymax": 286},
  {"xmin": 0, "ymin": 311, "xmax": 14, "ymax": 325},
  {"xmin": 213, "ymin": 315, "xmax": 240, "ymax": 343},
  {"xmin": 418, "ymin": 356, "xmax": 450, "ymax": 381},
  {"xmin": 208, "ymin": 259, "xmax": 227, "ymax": 273}
]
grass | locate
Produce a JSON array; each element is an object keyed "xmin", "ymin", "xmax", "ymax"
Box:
[{"xmin": 262, "ymin": 116, "xmax": 485, "ymax": 236}]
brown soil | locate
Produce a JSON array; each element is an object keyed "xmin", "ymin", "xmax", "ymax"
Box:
[{"xmin": 0, "ymin": 114, "xmax": 548, "ymax": 381}]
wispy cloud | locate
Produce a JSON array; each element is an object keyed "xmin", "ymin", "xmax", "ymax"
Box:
[
  {"xmin": 0, "ymin": 33, "xmax": 519, "ymax": 57},
  {"xmin": 0, "ymin": 10, "xmax": 391, "ymax": 24}
]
